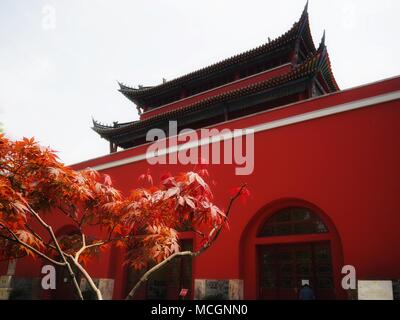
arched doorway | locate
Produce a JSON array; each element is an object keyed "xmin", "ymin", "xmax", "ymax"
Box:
[
  {"xmin": 258, "ymin": 207, "xmax": 333, "ymax": 299},
  {"xmin": 240, "ymin": 199, "xmax": 345, "ymax": 300}
]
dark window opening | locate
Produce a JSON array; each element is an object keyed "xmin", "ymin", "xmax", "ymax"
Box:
[
  {"xmin": 126, "ymin": 239, "xmax": 193, "ymax": 300},
  {"xmin": 258, "ymin": 207, "xmax": 328, "ymax": 237}
]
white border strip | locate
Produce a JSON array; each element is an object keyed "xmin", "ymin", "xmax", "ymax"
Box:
[{"xmin": 92, "ymin": 90, "xmax": 400, "ymax": 171}]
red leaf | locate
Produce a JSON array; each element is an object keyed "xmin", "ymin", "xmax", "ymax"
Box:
[
  {"xmin": 184, "ymin": 196, "xmax": 196, "ymax": 209},
  {"xmin": 164, "ymin": 187, "xmax": 180, "ymax": 199},
  {"xmin": 138, "ymin": 169, "xmax": 153, "ymax": 186},
  {"xmin": 160, "ymin": 172, "xmax": 172, "ymax": 182},
  {"xmin": 104, "ymin": 174, "xmax": 112, "ymax": 186},
  {"xmin": 11, "ymin": 201, "xmax": 28, "ymax": 214}
]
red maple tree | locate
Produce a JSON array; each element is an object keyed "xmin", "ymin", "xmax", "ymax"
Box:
[{"xmin": 0, "ymin": 134, "xmax": 248, "ymax": 300}]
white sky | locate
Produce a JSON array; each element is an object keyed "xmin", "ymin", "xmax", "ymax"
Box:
[{"xmin": 1, "ymin": 0, "xmax": 399, "ymax": 165}]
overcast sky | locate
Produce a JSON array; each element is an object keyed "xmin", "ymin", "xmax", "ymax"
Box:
[{"xmin": 1, "ymin": 0, "xmax": 399, "ymax": 165}]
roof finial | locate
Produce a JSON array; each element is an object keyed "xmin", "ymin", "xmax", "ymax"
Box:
[
  {"xmin": 117, "ymin": 81, "xmax": 125, "ymax": 90},
  {"xmin": 303, "ymin": 0, "xmax": 309, "ymax": 16},
  {"xmin": 297, "ymin": 0, "xmax": 310, "ymax": 36},
  {"xmin": 317, "ymin": 32, "xmax": 328, "ymax": 69},
  {"xmin": 318, "ymin": 30, "xmax": 326, "ymax": 52}
]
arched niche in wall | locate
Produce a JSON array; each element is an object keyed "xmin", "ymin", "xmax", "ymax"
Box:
[{"xmin": 239, "ymin": 198, "xmax": 345, "ymax": 300}]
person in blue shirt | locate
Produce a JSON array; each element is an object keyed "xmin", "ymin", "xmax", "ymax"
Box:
[{"xmin": 299, "ymin": 282, "xmax": 316, "ymax": 300}]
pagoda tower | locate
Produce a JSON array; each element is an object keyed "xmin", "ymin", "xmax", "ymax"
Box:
[{"xmin": 92, "ymin": 2, "xmax": 339, "ymax": 153}]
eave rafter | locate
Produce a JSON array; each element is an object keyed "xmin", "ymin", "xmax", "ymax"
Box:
[{"xmin": 92, "ymin": 48, "xmax": 339, "ymax": 140}]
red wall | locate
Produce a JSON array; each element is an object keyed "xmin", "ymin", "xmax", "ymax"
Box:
[{"xmin": 7, "ymin": 76, "xmax": 400, "ymax": 299}]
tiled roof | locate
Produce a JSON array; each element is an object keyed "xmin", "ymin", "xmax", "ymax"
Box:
[
  {"xmin": 93, "ymin": 47, "xmax": 338, "ymax": 138},
  {"xmin": 118, "ymin": 4, "xmax": 315, "ymax": 104}
]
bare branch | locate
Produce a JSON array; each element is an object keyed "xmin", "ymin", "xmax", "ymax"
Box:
[
  {"xmin": 126, "ymin": 251, "xmax": 195, "ymax": 299},
  {"xmin": 74, "ymin": 234, "xmax": 130, "ymax": 261},
  {"xmin": 190, "ymin": 228, "xmax": 205, "ymax": 238},
  {"xmin": 25, "ymin": 224, "xmax": 43, "ymax": 242},
  {"xmin": 74, "ymin": 233, "xmax": 87, "ymax": 261},
  {"xmin": 0, "ymin": 225, "xmax": 65, "ymax": 266},
  {"xmin": 25, "ymin": 205, "xmax": 84, "ymax": 300},
  {"xmin": 196, "ymin": 184, "xmax": 246, "ymax": 255},
  {"xmin": 67, "ymin": 254, "xmax": 103, "ymax": 300}
]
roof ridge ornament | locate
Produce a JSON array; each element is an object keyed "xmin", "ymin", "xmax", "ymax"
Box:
[
  {"xmin": 303, "ymin": 0, "xmax": 309, "ymax": 16},
  {"xmin": 299, "ymin": 0, "xmax": 309, "ymax": 23},
  {"xmin": 117, "ymin": 81, "xmax": 125, "ymax": 89},
  {"xmin": 117, "ymin": 81, "xmax": 135, "ymax": 91},
  {"xmin": 318, "ymin": 30, "xmax": 326, "ymax": 52},
  {"xmin": 298, "ymin": 0, "xmax": 310, "ymax": 35},
  {"xmin": 317, "ymin": 37, "xmax": 328, "ymax": 70}
]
